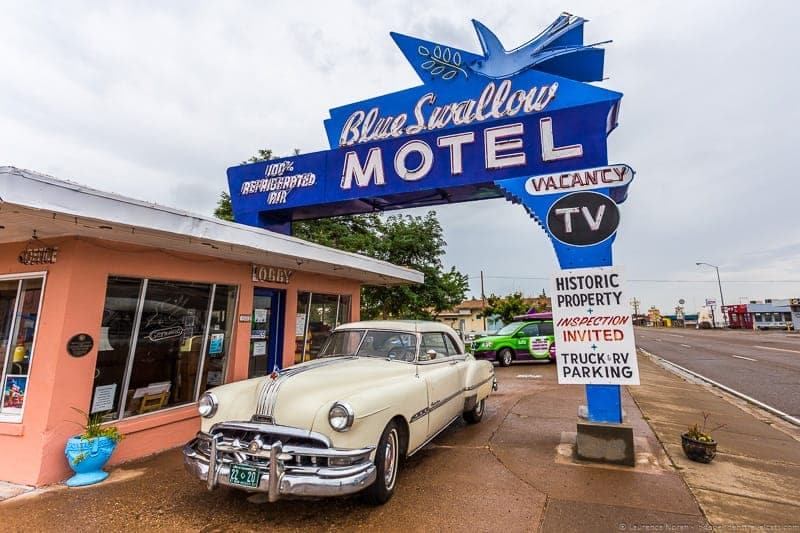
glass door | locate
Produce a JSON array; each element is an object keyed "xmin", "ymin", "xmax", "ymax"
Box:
[{"xmin": 249, "ymin": 288, "xmax": 285, "ymax": 378}]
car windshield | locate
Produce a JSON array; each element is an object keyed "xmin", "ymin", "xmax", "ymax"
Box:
[
  {"xmin": 495, "ymin": 322, "xmax": 524, "ymax": 336},
  {"xmin": 319, "ymin": 329, "xmax": 418, "ymax": 362}
]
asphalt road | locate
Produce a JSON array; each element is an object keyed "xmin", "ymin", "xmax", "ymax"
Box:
[{"xmin": 634, "ymin": 326, "xmax": 800, "ymax": 418}]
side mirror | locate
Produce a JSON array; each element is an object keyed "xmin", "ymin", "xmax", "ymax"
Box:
[{"xmin": 426, "ymin": 349, "xmax": 438, "ymax": 360}]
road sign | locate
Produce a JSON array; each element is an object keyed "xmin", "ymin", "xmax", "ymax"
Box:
[{"xmin": 551, "ymin": 266, "xmax": 639, "ymax": 385}]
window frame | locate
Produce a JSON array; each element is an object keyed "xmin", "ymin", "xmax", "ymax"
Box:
[
  {"xmin": 95, "ymin": 276, "xmax": 238, "ymax": 422},
  {"xmin": 0, "ymin": 271, "xmax": 47, "ymax": 423}
]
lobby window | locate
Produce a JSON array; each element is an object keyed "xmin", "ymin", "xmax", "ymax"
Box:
[
  {"xmin": 91, "ymin": 277, "xmax": 237, "ymax": 420},
  {"xmin": 0, "ymin": 274, "xmax": 45, "ymax": 421},
  {"xmin": 295, "ymin": 292, "xmax": 351, "ymax": 362}
]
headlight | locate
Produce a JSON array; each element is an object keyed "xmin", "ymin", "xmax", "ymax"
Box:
[
  {"xmin": 197, "ymin": 392, "xmax": 218, "ymax": 418},
  {"xmin": 328, "ymin": 402, "xmax": 354, "ymax": 432}
]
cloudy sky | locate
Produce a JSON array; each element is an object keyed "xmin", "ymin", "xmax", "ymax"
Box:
[{"xmin": 2, "ymin": 1, "xmax": 798, "ymax": 315}]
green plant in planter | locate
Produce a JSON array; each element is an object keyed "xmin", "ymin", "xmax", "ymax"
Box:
[
  {"xmin": 65, "ymin": 408, "xmax": 125, "ymax": 487},
  {"xmin": 70, "ymin": 408, "xmax": 124, "ymax": 465},
  {"xmin": 681, "ymin": 412, "xmax": 725, "ymax": 463}
]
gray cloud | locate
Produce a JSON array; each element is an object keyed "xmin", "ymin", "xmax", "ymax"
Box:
[{"xmin": 2, "ymin": 0, "xmax": 798, "ymax": 313}]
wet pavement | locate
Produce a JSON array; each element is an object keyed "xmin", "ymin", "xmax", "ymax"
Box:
[{"xmin": 2, "ymin": 351, "xmax": 799, "ymax": 532}]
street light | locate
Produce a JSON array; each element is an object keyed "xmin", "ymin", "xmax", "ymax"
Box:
[{"xmin": 696, "ymin": 262, "xmax": 725, "ymax": 326}]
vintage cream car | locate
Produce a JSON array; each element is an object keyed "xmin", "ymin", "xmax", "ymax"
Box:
[{"xmin": 183, "ymin": 320, "xmax": 496, "ymax": 505}]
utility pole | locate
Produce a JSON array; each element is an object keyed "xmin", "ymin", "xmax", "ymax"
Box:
[
  {"xmin": 630, "ymin": 297, "xmax": 640, "ymax": 316},
  {"xmin": 480, "ymin": 270, "xmax": 487, "ymax": 330}
]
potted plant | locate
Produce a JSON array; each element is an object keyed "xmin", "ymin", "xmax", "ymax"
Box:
[
  {"xmin": 64, "ymin": 408, "xmax": 124, "ymax": 487},
  {"xmin": 681, "ymin": 412, "xmax": 724, "ymax": 463}
]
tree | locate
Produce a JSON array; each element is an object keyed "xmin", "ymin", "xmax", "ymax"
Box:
[
  {"xmin": 213, "ymin": 149, "xmax": 469, "ymax": 319},
  {"xmin": 213, "ymin": 192, "xmax": 233, "ymax": 221},
  {"xmin": 361, "ymin": 212, "xmax": 469, "ymax": 320},
  {"xmin": 479, "ymin": 291, "xmax": 529, "ymax": 323}
]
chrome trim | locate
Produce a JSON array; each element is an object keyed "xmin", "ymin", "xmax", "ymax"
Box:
[
  {"xmin": 268, "ymin": 440, "xmax": 282, "ymax": 502},
  {"xmin": 410, "ymin": 407, "xmax": 429, "ymax": 423},
  {"xmin": 198, "ymin": 391, "xmax": 219, "ymax": 418},
  {"xmin": 207, "ymin": 433, "xmax": 221, "ymax": 491},
  {"xmin": 256, "ymin": 357, "xmax": 357, "ymax": 419},
  {"xmin": 354, "ymin": 405, "xmax": 390, "ymax": 419},
  {"xmin": 183, "ymin": 426, "xmax": 377, "ymax": 501},
  {"xmin": 430, "ymin": 389, "xmax": 463, "ymax": 411},
  {"xmin": 210, "ymin": 421, "xmax": 333, "ymax": 448},
  {"xmin": 408, "ymin": 414, "xmax": 460, "ymax": 456},
  {"xmin": 329, "ymin": 402, "xmax": 355, "ymax": 432},
  {"xmin": 464, "ymin": 374, "xmax": 495, "ymax": 392}
]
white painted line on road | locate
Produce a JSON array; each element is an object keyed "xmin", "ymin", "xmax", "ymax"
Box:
[
  {"xmin": 639, "ymin": 348, "xmax": 800, "ymax": 428},
  {"xmin": 680, "ymin": 344, "xmax": 692, "ymax": 348},
  {"xmin": 664, "ymin": 334, "xmax": 685, "ymax": 338},
  {"xmin": 754, "ymin": 345, "xmax": 800, "ymax": 355},
  {"xmin": 516, "ymin": 374, "xmax": 542, "ymax": 379},
  {"xmin": 732, "ymin": 355, "xmax": 758, "ymax": 362}
]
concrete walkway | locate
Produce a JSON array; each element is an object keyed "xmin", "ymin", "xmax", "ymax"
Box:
[
  {"xmin": 1, "ymin": 353, "xmax": 799, "ymax": 531},
  {"xmin": 629, "ymin": 353, "xmax": 800, "ymax": 527}
]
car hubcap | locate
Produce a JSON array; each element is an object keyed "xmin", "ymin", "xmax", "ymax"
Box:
[
  {"xmin": 502, "ymin": 351, "xmax": 511, "ymax": 365},
  {"xmin": 475, "ymin": 399, "xmax": 484, "ymax": 416},
  {"xmin": 383, "ymin": 429, "xmax": 398, "ymax": 489}
]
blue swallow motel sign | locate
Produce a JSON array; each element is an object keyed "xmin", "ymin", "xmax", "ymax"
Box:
[{"xmin": 228, "ymin": 13, "xmax": 637, "ymax": 424}]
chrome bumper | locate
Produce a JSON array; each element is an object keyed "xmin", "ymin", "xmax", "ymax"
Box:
[{"xmin": 183, "ymin": 429, "xmax": 376, "ymax": 502}]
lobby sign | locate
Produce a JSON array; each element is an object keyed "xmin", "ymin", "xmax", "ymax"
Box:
[
  {"xmin": 226, "ymin": 13, "xmax": 631, "ymax": 234},
  {"xmin": 550, "ymin": 266, "xmax": 639, "ymax": 385}
]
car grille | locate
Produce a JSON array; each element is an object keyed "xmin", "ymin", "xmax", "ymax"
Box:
[{"xmin": 194, "ymin": 420, "xmax": 370, "ymax": 472}]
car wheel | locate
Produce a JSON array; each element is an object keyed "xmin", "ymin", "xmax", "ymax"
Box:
[
  {"xmin": 498, "ymin": 348, "xmax": 513, "ymax": 367},
  {"xmin": 363, "ymin": 421, "xmax": 400, "ymax": 505},
  {"xmin": 463, "ymin": 398, "xmax": 485, "ymax": 424}
]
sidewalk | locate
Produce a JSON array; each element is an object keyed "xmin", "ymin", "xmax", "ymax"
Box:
[
  {"xmin": 1, "ymin": 354, "xmax": 798, "ymax": 531},
  {"xmin": 629, "ymin": 353, "xmax": 800, "ymax": 527}
]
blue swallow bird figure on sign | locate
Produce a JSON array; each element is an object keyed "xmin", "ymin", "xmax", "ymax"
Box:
[{"xmin": 391, "ymin": 12, "xmax": 609, "ymax": 85}]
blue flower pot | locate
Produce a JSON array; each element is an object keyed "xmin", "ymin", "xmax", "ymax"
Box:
[{"xmin": 65, "ymin": 436, "xmax": 118, "ymax": 487}]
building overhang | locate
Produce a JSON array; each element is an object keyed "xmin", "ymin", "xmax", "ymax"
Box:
[{"xmin": 0, "ymin": 167, "xmax": 423, "ymax": 286}]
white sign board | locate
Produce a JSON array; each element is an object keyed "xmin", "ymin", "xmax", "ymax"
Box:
[
  {"xmin": 551, "ymin": 266, "xmax": 639, "ymax": 385},
  {"xmin": 91, "ymin": 384, "xmax": 117, "ymax": 413}
]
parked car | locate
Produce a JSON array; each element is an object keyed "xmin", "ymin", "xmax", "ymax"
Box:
[
  {"xmin": 183, "ymin": 320, "xmax": 496, "ymax": 505},
  {"xmin": 470, "ymin": 312, "xmax": 555, "ymax": 366}
]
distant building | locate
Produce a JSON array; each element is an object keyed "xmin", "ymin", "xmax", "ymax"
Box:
[
  {"xmin": 647, "ymin": 306, "xmax": 664, "ymax": 327},
  {"xmin": 435, "ymin": 295, "xmax": 551, "ymax": 335},
  {"xmin": 724, "ymin": 299, "xmax": 797, "ymax": 330}
]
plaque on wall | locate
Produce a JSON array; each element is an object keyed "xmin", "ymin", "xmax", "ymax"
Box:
[{"xmin": 67, "ymin": 333, "xmax": 94, "ymax": 357}]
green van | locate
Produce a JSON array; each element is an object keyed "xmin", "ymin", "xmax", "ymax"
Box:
[{"xmin": 469, "ymin": 312, "xmax": 555, "ymax": 366}]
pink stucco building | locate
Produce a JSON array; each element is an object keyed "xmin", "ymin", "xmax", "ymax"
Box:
[{"xmin": 0, "ymin": 167, "xmax": 421, "ymax": 486}]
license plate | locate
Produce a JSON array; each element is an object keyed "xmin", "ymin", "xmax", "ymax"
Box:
[{"xmin": 228, "ymin": 463, "xmax": 260, "ymax": 488}]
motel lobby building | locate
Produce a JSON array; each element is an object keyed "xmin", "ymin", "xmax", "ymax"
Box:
[{"xmin": 0, "ymin": 166, "xmax": 421, "ymax": 487}]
